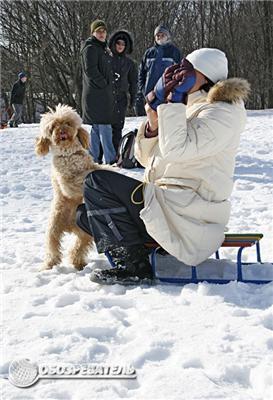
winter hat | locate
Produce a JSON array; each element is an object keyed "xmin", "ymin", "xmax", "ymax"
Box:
[
  {"xmin": 90, "ymin": 19, "xmax": 107, "ymax": 34},
  {"xmin": 186, "ymin": 48, "xmax": 228, "ymax": 83},
  {"xmin": 18, "ymin": 72, "xmax": 26, "ymax": 79},
  {"xmin": 154, "ymin": 25, "xmax": 171, "ymax": 38}
]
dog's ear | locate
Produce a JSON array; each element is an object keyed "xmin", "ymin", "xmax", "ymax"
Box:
[
  {"xmin": 35, "ymin": 136, "xmax": 50, "ymax": 156},
  {"xmin": 77, "ymin": 127, "xmax": 90, "ymax": 149}
]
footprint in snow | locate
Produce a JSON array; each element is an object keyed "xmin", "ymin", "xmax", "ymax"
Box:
[
  {"xmin": 231, "ymin": 309, "xmax": 249, "ymax": 317},
  {"xmin": 33, "ymin": 275, "xmax": 51, "ymax": 287},
  {"xmin": 0, "ymin": 186, "xmax": 9, "ymax": 194},
  {"xmin": 31, "ymin": 295, "xmax": 48, "ymax": 306},
  {"xmin": 259, "ymin": 312, "xmax": 273, "ymax": 331},
  {"xmin": 133, "ymin": 346, "xmax": 171, "ymax": 368},
  {"xmin": 266, "ymin": 337, "xmax": 273, "ymax": 350},
  {"xmin": 98, "ymin": 297, "xmax": 135, "ymax": 310},
  {"xmin": 75, "ymin": 326, "xmax": 117, "ymax": 341},
  {"xmin": 182, "ymin": 357, "xmax": 204, "ymax": 369},
  {"xmin": 55, "ymin": 293, "xmax": 80, "ymax": 307},
  {"xmin": 44, "ymin": 344, "xmax": 65, "ymax": 354},
  {"xmin": 39, "ymin": 329, "xmax": 54, "ymax": 339},
  {"xmin": 86, "ymin": 343, "xmax": 110, "ymax": 362},
  {"xmin": 22, "ymin": 311, "xmax": 49, "ymax": 319}
]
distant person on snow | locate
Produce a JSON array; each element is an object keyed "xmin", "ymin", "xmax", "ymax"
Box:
[
  {"xmin": 76, "ymin": 48, "xmax": 250, "ymax": 285},
  {"xmin": 108, "ymin": 30, "xmax": 137, "ymax": 154},
  {"xmin": 81, "ymin": 19, "xmax": 116, "ymax": 164},
  {"xmin": 8, "ymin": 72, "xmax": 27, "ymax": 128},
  {"xmin": 135, "ymin": 25, "xmax": 182, "ymax": 116}
]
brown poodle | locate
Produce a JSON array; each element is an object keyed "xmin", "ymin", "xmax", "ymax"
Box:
[{"xmin": 35, "ymin": 104, "xmax": 98, "ymax": 270}]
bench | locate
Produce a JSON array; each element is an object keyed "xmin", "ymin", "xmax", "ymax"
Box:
[{"xmin": 145, "ymin": 233, "xmax": 270, "ymax": 284}]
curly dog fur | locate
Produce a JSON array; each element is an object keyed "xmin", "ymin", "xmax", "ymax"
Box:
[{"xmin": 35, "ymin": 104, "xmax": 98, "ymax": 270}]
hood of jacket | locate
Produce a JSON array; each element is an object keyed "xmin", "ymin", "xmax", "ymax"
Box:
[
  {"xmin": 207, "ymin": 78, "xmax": 250, "ymax": 104},
  {"xmin": 109, "ymin": 30, "xmax": 133, "ymax": 55},
  {"xmin": 187, "ymin": 78, "xmax": 250, "ymax": 109}
]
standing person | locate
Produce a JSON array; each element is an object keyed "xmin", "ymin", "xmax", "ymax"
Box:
[
  {"xmin": 109, "ymin": 30, "xmax": 137, "ymax": 154},
  {"xmin": 76, "ymin": 48, "xmax": 250, "ymax": 285},
  {"xmin": 8, "ymin": 72, "xmax": 27, "ymax": 128},
  {"xmin": 81, "ymin": 19, "xmax": 116, "ymax": 164},
  {"xmin": 137, "ymin": 25, "xmax": 182, "ymax": 110}
]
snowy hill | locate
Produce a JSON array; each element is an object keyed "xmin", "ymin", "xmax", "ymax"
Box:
[{"xmin": 1, "ymin": 111, "xmax": 273, "ymax": 400}]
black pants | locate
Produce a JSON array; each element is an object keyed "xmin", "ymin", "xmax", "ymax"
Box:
[
  {"xmin": 76, "ymin": 170, "xmax": 153, "ymax": 253},
  {"xmin": 112, "ymin": 93, "xmax": 127, "ymax": 154}
]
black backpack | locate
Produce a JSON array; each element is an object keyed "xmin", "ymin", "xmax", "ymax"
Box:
[{"xmin": 116, "ymin": 129, "xmax": 144, "ymax": 169}]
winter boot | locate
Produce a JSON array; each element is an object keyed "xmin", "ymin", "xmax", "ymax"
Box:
[{"xmin": 90, "ymin": 245, "xmax": 154, "ymax": 285}]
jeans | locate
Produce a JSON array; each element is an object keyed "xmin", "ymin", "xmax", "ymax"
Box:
[{"xmin": 89, "ymin": 124, "xmax": 116, "ymax": 164}]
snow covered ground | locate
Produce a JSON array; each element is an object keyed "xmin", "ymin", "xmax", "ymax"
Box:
[{"xmin": 1, "ymin": 111, "xmax": 273, "ymax": 400}]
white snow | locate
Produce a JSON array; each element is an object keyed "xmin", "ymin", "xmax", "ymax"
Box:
[{"xmin": 1, "ymin": 111, "xmax": 273, "ymax": 400}]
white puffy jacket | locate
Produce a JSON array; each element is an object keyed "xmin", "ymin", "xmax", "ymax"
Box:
[{"xmin": 135, "ymin": 78, "xmax": 249, "ymax": 265}]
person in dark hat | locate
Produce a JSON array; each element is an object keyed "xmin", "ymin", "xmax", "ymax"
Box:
[
  {"xmin": 8, "ymin": 72, "xmax": 27, "ymax": 128},
  {"xmin": 108, "ymin": 30, "xmax": 137, "ymax": 154},
  {"xmin": 81, "ymin": 19, "xmax": 116, "ymax": 164},
  {"xmin": 137, "ymin": 25, "xmax": 182, "ymax": 113}
]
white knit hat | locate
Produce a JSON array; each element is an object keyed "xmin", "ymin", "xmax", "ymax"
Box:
[{"xmin": 186, "ymin": 48, "xmax": 228, "ymax": 83}]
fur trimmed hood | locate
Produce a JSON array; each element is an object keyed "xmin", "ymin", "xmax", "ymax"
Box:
[{"xmin": 207, "ymin": 78, "xmax": 250, "ymax": 104}]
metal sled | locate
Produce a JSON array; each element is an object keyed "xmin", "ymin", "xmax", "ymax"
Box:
[
  {"xmin": 149, "ymin": 233, "xmax": 272, "ymax": 285},
  {"xmin": 106, "ymin": 233, "xmax": 272, "ymax": 285}
]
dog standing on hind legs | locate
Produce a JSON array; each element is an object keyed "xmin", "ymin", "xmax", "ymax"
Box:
[{"xmin": 35, "ymin": 104, "xmax": 98, "ymax": 270}]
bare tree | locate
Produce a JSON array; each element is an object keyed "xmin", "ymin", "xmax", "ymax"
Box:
[{"xmin": 1, "ymin": 0, "xmax": 272, "ymax": 121}]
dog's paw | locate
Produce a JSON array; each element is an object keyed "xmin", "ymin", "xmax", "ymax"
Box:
[
  {"xmin": 39, "ymin": 259, "xmax": 59, "ymax": 271},
  {"xmin": 70, "ymin": 259, "xmax": 87, "ymax": 271},
  {"xmin": 74, "ymin": 262, "xmax": 87, "ymax": 271},
  {"xmin": 39, "ymin": 264, "xmax": 53, "ymax": 272}
]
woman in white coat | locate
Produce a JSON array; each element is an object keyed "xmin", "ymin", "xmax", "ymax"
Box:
[{"xmin": 77, "ymin": 48, "xmax": 250, "ymax": 285}]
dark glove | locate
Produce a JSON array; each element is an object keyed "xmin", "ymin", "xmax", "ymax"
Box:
[
  {"xmin": 147, "ymin": 59, "xmax": 196, "ymax": 110},
  {"xmin": 169, "ymin": 59, "xmax": 196, "ymax": 104},
  {"xmin": 146, "ymin": 64, "xmax": 179, "ymax": 110}
]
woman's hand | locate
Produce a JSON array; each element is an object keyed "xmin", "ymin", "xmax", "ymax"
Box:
[{"xmin": 145, "ymin": 103, "xmax": 158, "ymax": 131}]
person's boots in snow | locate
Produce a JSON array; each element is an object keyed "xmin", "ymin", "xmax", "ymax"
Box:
[{"xmin": 90, "ymin": 245, "xmax": 154, "ymax": 285}]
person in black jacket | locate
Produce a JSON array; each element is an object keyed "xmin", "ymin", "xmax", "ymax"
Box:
[
  {"xmin": 81, "ymin": 19, "xmax": 116, "ymax": 164},
  {"xmin": 8, "ymin": 72, "xmax": 27, "ymax": 128},
  {"xmin": 137, "ymin": 25, "xmax": 182, "ymax": 102},
  {"xmin": 109, "ymin": 30, "xmax": 137, "ymax": 154}
]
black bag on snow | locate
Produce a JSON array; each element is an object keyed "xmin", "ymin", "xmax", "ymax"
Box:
[{"xmin": 116, "ymin": 129, "xmax": 144, "ymax": 169}]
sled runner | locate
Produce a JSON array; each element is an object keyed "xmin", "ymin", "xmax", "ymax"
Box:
[{"xmin": 106, "ymin": 233, "xmax": 272, "ymax": 285}]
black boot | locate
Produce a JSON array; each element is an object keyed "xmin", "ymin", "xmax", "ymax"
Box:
[{"xmin": 90, "ymin": 245, "xmax": 154, "ymax": 285}]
